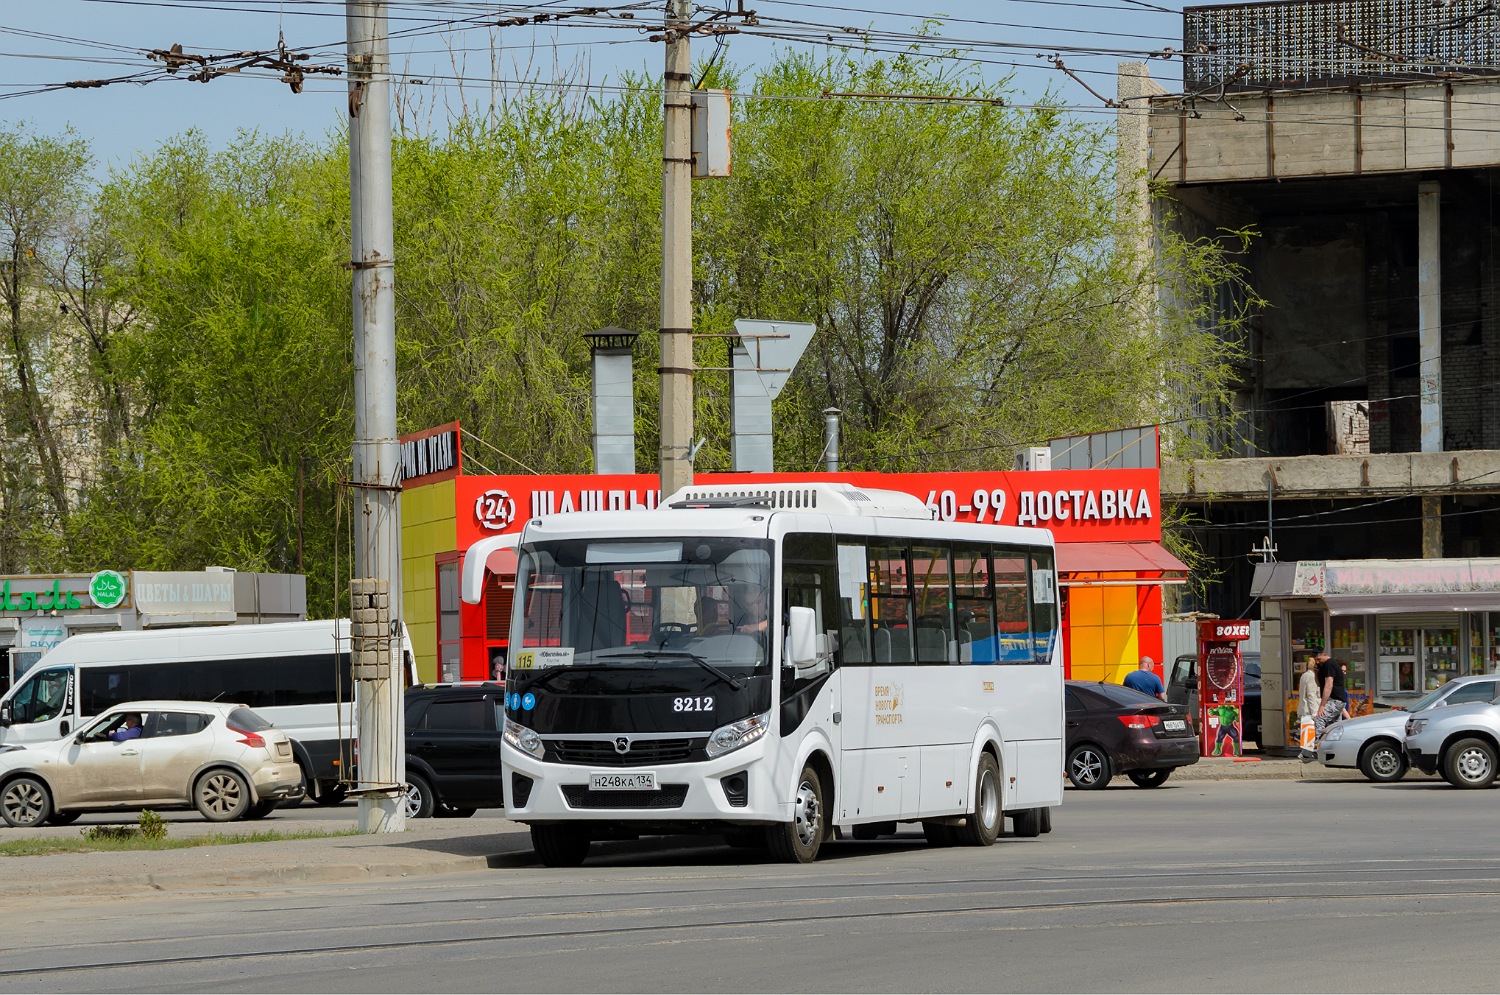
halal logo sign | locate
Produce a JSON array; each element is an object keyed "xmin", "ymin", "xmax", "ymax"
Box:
[
  {"xmin": 89, "ymin": 570, "xmax": 128, "ymax": 610},
  {"xmin": 475, "ymin": 489, "xmax": 517, "ymax": 532}
]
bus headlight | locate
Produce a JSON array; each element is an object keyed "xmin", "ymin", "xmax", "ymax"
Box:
[
  {"xmin": 503, "ymin": 717, "xmax": 544, "ymax": 759},
  {"xmin": 706, "ymin": 711, "xmax": 770, "ymax": 759}
]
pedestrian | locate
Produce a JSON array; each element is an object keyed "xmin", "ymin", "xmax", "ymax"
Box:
[
  {"xmin": 1297, "ymin": 656, "xmax": 1320, "ymax": 760},
  {"xmin": 1122, "ymin": 656, "xmax": 1166, "ymax": 700},
  {"xmin": 1305, "ymin": 651, "xmax": 1347, "ymax": 761}
]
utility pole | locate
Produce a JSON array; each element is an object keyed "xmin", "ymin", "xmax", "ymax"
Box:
[
  {"xmin": 658, "ymin": 0, "xmax": 694, "ymax": 497},
  {"xmin": 347, "ymin": 0, "xmax": 405, "ymax": 833}
]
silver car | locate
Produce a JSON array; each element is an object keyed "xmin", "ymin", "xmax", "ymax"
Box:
[
  {"xmin": 1404, "ymin": 698, "xmax": 1500, "ymax": 788},
  {"xmin": 1318, "ymin": 675, "xmax": 1500, "ymax": 782},
  {"xmin": 0, "ymin": 700, "xmax": 304, "ymax": 827}
]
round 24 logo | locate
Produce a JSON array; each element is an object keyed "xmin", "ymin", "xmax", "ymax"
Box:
[{"xmin": 475, "ymin": 489, "xmax": 517, "ymax": 531}]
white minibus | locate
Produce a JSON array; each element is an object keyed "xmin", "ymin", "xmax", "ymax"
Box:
[
  {"xmin": 462, "ymin": 482, "xmax": 1064, "ymax": 866},
  {"xmin": 0, "ymin": 619, "xmax": 414, "ymax": 803}
]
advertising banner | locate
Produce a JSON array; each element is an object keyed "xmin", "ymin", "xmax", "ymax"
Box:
[{"xmin": 453, "ymin": 468, "xmax": 1164, "ymax": 549}]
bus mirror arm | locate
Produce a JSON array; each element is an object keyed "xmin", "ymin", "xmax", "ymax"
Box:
[
  {"xmin": 786, "ymin": 607, "xmax": 819, "ymax": 673},
  {"xmin": 461, "ymin": 534, "xmax": 521, "ymax": 605}
]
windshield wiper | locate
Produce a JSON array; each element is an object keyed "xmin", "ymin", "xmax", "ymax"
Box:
[
  {"xmin": 508, "ymin": 663, "xmax": 618, "ymax": 697},
  {"xmin": 596, "ymin": 649, "xmax": 747, "ymax": 691}
]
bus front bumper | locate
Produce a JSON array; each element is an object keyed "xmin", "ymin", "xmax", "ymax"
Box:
[{"xmin": 502, "ymin": 740, "xmax": 786, "ymax": 825}]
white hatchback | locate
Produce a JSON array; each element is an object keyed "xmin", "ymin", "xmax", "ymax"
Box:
[{"xmin": 0, "ymin": 701, "xmax": 304, "ymax": 827}]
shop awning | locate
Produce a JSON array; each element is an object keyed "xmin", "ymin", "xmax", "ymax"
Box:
[{"xmin": 1055, "ymin": 541, "xmax": 1189, "ymax": 586}]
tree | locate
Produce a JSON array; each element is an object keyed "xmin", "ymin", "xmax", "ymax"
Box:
[{"xmin": 0, "ymin": 124, "xmax": 93, "ymax": 567}]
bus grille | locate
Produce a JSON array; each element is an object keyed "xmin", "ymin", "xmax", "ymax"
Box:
[
  {"xmin": 561, "ymin": 784, "xmax": 689, "ymax": 809},
  {"xmin": 550, "ymin": 738, "xmax": 703, "ymax": 766}
]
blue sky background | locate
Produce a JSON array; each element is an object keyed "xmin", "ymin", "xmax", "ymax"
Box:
[{"xmin": 1, "ymin": 0, "xmax": 1193, "ymax": 171}]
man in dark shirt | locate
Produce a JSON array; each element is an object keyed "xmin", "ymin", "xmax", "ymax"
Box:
[
  {"xmin": 1305, "ymin": 652, "xmax": 1347, "ymax": 759},
  {"xmin": 1122, "ymin": 656, "xmax": 1165, "ymax": 700}
]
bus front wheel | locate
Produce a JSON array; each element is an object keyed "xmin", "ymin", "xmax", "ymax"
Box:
[
  {"xmin": 956, "ymin": 753, "xmax": 1002, "ymax": 847},
  {"xmin": 767, "ymin": 765, "xmax": 825, "ymax": 863}
]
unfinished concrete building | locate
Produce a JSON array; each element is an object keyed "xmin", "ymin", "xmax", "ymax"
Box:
[{"xmin": 1122, "ymin": 0, "xmax": 1500, "ymax": 624}]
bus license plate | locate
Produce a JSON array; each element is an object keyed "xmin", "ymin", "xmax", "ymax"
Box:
[
  {"xmin": 1163, "ymin": 719, "xmax": 1187, "ymax": 731},
  {"xmin": 590, "ymin": 772, "xmax": 658, "ymax": 791}
]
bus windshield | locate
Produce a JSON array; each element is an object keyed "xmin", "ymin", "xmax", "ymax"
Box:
[{"xmin": 509, "ymin": 537, "xmax": 774, "ymax": 691}]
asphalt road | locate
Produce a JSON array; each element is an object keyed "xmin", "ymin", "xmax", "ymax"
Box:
[{"xmin": 5, "ymin": 778, "xmax": 1499, "ymax": 993}]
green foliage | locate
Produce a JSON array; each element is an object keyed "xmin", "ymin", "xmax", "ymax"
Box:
[
  {"xmin": 81, "ymin": 824, "xmax": 138, "ymax": 842},
  {"xmin": 1, "ymin": 45, "xmax": 1256, "ymax": 610},
  {"xmin": 138, "ymin": 808, "xmax": 167, "ymax": 840}
]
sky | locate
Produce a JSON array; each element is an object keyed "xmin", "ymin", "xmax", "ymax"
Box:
[{"xmin": 0, "ymin": 0, "xmax": 1195, "ymax": 172}]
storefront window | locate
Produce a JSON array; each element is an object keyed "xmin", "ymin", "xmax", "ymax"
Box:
[
  {"xmin": 1377, "ymin": 625, "xmax": 1417, "ymax": 694},
  {"xmin": 1422, "ymin": 626, "xmax": 1460, "ymax": 690},
  {"xmin": 1287, "ymin": 611, "xmax": 1325, "ymax": 674},
  {"xmin": 1490, "ymin": 614, "xmax": 1500, "ymax": 674},
  {"xmin": 1330, "ymin": 617, "xmax": 1368, "ymax": 693}
]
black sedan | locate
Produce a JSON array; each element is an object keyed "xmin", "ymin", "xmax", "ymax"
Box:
[{"xmin": 1065, "ymin": 680, "xmax": 1199, "ymax": 789}]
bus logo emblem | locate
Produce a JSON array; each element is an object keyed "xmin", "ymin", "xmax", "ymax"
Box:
[{"xmin": 614, "ymin": 737, "xmax": 631, "ymax": 754}]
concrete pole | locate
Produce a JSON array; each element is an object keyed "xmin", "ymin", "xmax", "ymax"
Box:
[
  {"xmin": 1418, "ymin": 180, "xmax": 1443, "ymax": 558},
  {"xmin": 658, "ymin": 0, "xmax": 694, "ymax": 497},
  {"xmin": 347, "ymin": 0, "xmax": 405, "ymax": 832}
]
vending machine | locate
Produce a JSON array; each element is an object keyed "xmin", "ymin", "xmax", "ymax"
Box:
[{"xmin": 1197, "ymin": 619, "xmax": 1252, "ymax": 758}]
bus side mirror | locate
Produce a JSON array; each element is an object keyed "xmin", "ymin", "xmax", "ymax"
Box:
[
  {"xmin": 786, "ymin": 607, "xmax": 819, "ymax": 673},
  {"xmin": 0, "ymin": 704, "xmax": 10, "ymax": 727}
]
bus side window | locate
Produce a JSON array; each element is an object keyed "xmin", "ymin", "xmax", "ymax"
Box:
[
  {"xmin": 1029, "ymin": 550, "xmax": 1059, "ymax": 664},
  {"xmin": 836, "ymin": 542, "xmax": 871, "ymax": 665}
]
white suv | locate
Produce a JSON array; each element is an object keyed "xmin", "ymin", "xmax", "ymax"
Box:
[{"xmin": 0, "ymin": 701, "xmax": 304, "ymax": 827}]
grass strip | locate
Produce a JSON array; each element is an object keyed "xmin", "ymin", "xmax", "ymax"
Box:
[{"xmin": 0, "ymin": 827, "xmax": 360, "ymax": 857}]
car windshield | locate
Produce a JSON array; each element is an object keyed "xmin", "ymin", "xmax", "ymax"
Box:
[{"xmin": 509, "ymin": 537, "xmax": 774, "ymax": 688}]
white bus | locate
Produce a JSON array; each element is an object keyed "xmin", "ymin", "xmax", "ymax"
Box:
[
  {"xmin": 0, "ymin": 620, "xmax": 414, "ymax": 804},
  {"xmin": 461, "ymin": 482, "xmax": 1064, "ymax": 866}
]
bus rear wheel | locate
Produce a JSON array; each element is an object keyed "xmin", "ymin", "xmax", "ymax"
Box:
[
  {"xmin": 531, "ymin": 825, "xmax": 591, "ymax": 867},
  {"xmin": 767, "ymin": 765, "xmax": 825, "ymax": 863},
  {"xmin": 956, "ymin": 753, "xmax": 1002, "ymax": 847}
]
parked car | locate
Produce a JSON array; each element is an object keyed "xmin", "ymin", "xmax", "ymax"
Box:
[
  {"xmin": 1168, "ymin": 651, "xmax": 1261, "ymax": 746},
  {"xmin": 403, "ymin": 682, "xmax": 506, "ymax": 819},
  {"xmin": 1318, "ymin": 674, "xmax": 1500, "ymax": 782},
  {"xmin": 1404, "ymin": 696, "xmax": 1500, "ymax": 788},
  {"xmin": 0, "ymin": 701, "xmax": 303, "ymax": 827},
  {"xmin": 1065, "ymin": 681, "xmax": 1199, "ymax": 789}
]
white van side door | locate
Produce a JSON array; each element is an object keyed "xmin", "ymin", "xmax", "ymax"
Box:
[{"xmin": 0, "ymin": 665, "xmax": 75, "ymax": 745}]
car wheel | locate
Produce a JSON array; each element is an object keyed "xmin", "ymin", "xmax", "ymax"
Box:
[
  {"xmin": 1, "ymin": 777, "xmax": 52, "ymax": 828},
  {"xmin": 1011, "ymin": 808, "xmax": 1043, "ymax": 838},
  {"xmin": 404, "ymin": 773, "xmax": 436, "ymax": 820},
  {"xmin": 194, "ymin": 769, "xmax": 251, "ymax": 822},
  {"xmin": 1358, "ymin": 741, "xmax": 1409, "ymax": 783},
  {"xmin": 1443, "ymin": 737, "xmax": 1498, "ymax": 789},
  {"xmin": 437, "ymin": 806, "xmax": 476, "ymax": 819},
  {"xmin": 767, "ymin": 765, "xmax": 826, "ymax": 863},
  {"xmin": 922, "ymin": 821, "xmax": 957, "ymax": 847},
  {"xmin": 531, "ymin": 825, "xmax": 591, "ymax": 867},
  {"xmin": 45, "ymin": 811, "xmax": 81, "ymax": 826},
  {"xmin": 242, "ymin": 799, "xmax": 279, "ymax": 820},
  {"xmin": 1128, "ymin": 769, "xmax": 1172, "ymax": 788},
  {"xmin": 956, "ymin": 752, "xmax": 1002, "ymax": 847},
  {"xmin": 1067, "ymin": 744, "xmax": 1113, "ymax": 790}
]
